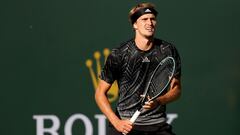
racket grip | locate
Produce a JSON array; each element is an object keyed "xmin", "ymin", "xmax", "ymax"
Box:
[
  {"xmin": 129, "ymin": 110, "xmax": 141, "ymax": 123},
  {"xmin": 122, "ymin": 110, "xmax": 141, "ymax": 135}
]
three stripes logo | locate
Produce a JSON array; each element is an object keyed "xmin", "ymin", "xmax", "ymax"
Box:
[
  {"xmin": 142, "ymin": 57, "xmax": 150, "ymax": 62},
  {"xmin": 85, "ymin": 48, "xmax": 119, "ymax": 103},
  {"xmin": 145, "ymin": 8, "xmax": 152, "ymax": 13}
]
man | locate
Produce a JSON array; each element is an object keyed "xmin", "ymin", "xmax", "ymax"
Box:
[{"xmin": 95, "ymin": 2, "xmax": 181, "ymax": 135}]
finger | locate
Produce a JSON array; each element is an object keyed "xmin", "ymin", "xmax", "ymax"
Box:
[
  {"xmin": 122, "ymin": 121, "xmax": 132, "ymax": 130},
  {"xmin": 140, "ymin": 94, "xmax": 146, "ymax": 98},
  {"xmin": 145, "ymin": 101, "xmax": 150, "ymax": 105},
  {"xmin": 148, "ymin": 100, "xmax": 154, "ymax": 104},
  {"xmin": 124, "ymin": 119, "xmax": 133, "ymax": 125},
  {"xmin": 125, "ymin": 124, "xmax": 132, "ymax": 130},
  {"xmin": 143, "ymin": 104, "xmax": 151, "ymax": 109},
  {"xmin": 123, "ymin": 129, "xmax": 128, "ymax": 134},
  {"xmin": 143, "ymin": 101, "xmax": 155, "ymax": 109},
  {"xmin": 145, "ymin": 101, "xmax": 153, "ymax": 105},
  {"xmin": 122, "ymin": 126, "xmax": 130, "ymax": 134},
  {"xmin": 124, "ymin": 124, "xmax": 132, "ymax": 131},
  {"xmin": 147, "ymin": 96, "xmax": 151, "ymax": 101}
]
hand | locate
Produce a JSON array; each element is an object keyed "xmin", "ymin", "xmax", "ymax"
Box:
[
  {"xmin": 113, "ymin": 119, "xmax": 133, "ymax": 134},
  {"xmin": 143, "ymin": 96, "xmax": 159, "ymax": 110}
]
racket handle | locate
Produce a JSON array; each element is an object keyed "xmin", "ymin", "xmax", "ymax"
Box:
[
  {"xmin": 122, "ymin": 110, "xmax": 141, "ymax": 135},
  {"xmin": 129, "ymin": 110, "xmax": 141, "ymax": 123}
]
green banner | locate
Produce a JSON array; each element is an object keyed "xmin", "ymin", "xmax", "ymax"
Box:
[{"xmin": 0, "ymin": 0, "xmax": 239, "ymax": 135}]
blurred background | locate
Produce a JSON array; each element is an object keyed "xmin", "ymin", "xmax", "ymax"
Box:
[{"xmin": 0, "ymin": 0, "xmax": 239, "ymax": 135}]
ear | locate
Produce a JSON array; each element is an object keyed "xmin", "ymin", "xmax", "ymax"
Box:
[{"xmin": 133, "ymin": 22, "xmax": 137, "ymax": 30}]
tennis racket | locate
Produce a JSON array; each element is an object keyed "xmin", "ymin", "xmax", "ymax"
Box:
[{"xmin": 128, "ymin": 56, "xmax": 176, "ymax": 124}]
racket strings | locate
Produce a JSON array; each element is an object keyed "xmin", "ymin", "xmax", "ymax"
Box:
[{"xmin": 148, "ymin": 59, "xmax": 175, "ymax": 100}]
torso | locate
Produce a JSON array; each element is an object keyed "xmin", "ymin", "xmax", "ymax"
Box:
[{"xmin": 101, "ymin": 38, "xmax": 181, "ymax": 125}]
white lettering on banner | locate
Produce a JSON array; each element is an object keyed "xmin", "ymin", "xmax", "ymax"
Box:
[
  {"xmin": 94, "ymin": 115, "xmax": 106, "ymax": 135},
  {"xmin": 33, "ymin": 115, "xmax": 60, "ymax": 135},
  {"xmin": 166, "ymin": 113, "xmax": 178, "ymax": 124},
  {"xmin": 33, "ymin": 113, "xmax": 178, "ymax": 135}
]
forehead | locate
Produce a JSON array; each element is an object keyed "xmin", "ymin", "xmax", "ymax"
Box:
[{"xmin": 138, "ymin": 14, "xmax": 156, "ymax": 19}]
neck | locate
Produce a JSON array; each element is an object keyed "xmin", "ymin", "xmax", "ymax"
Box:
[{"xmin": 134, "ymin": 36, "xmax": 154, "ymax": 51}]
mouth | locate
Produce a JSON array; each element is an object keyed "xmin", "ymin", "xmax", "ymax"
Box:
[{"xmin": 145, "ymin": 27, "xmax": 155, "ymax": 32}]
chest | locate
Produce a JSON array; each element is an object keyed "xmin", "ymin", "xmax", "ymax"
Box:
[{"xmin": 120, "ymin": 49, "xmax": 167, "ymax": 80}]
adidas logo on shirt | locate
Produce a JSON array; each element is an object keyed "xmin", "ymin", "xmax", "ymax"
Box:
[{"xmin": 142, "ymin": 57, "xmax": 150, "ymax": 62}]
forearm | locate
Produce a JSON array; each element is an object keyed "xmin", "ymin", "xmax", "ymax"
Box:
[
  {"xmin": 95, "ymin": 85, "xmax": 120, "ymax": 126},
  {"xmin": 95, "ymin": 80, "xmax": 133, "ymax": 134},
  {"xmin": 158, "ymin": 86, "xmax": 181, "ymax": 105},
  {"xmin": 157, "ymin": 78, "xmax": 181, "ymax": 105}
]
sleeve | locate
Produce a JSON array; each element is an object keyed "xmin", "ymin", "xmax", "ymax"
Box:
[
  {"xmin": 99, "ymin": 49, "xmax": 121, "ymax": 84},
  {"xmin": 161, "ymin": 41, "xmax": 182, "ymax": 79},
  {"xmin": 171, "ymin": 45, "xmax": 181, "ymax": 79}
]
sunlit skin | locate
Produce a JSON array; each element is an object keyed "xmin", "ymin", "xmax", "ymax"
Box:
[
  {"xmin": 133, "ymin": 13, "xmax": 157, "ymax": 51},
  {"xmin": 95, "ymin": 12, "xmax": 181, "ymax": 134},
  {"xmin": 95, "ymin": 80, "xmax": 133, "ymax": 134},
  {"xmin": 134, "ymin": 14, "xmax": 157, "ymax": 39}
]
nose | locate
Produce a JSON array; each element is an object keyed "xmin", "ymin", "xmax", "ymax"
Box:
[{"xmin": 147, "ymin": 19, "xmax": 153, "ymax": 25}]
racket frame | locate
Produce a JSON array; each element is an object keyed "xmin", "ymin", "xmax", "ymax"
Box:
[{"xmin": 130, "ymin": 56, "xmax": 176, "ymax": 123}]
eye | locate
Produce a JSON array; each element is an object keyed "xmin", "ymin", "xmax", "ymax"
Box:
[{"xmin": 150, "ymin": 17, "xmax": 156, "ymax": 21}]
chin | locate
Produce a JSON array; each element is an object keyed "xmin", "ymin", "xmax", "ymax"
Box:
[
  {"xmin": 146, "ymin": 32, "xmax": 154, "ymax": 36},
  {"xmin": 145, "ymin": 34, "xmax": 154, "ymax": 38}
]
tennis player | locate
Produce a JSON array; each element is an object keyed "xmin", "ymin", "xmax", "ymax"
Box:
[{"xmin": 95, "ymin": 2, "xmax": 181, "ymax": 135}]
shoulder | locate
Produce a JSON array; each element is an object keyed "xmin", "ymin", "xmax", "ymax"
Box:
[
  {"xmin": 154, "ymin": 38, "xmax": 174, "ymax": 48},
  {"xmin": 154, "ymin": 38, "xmax": 178, "ymax": 54},
  {"xmin": 107, "ymin": 39, "xmax": 134, "ymax": 63},
  {"xmin": 114, "ymin": 39, "xmax": 134, "ymax": 51},
  {"xmin": 111, "ymin": 39, "xmax": 134, "ymax": 56}
]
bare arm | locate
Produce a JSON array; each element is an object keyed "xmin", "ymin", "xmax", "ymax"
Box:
[
  {"xmin": 95, "ymin": 80, "xmax": 132, "ymax": 134},
  {"xmin": 157, "ymin": 77, "xmax": 181, "ymax": 105}
]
